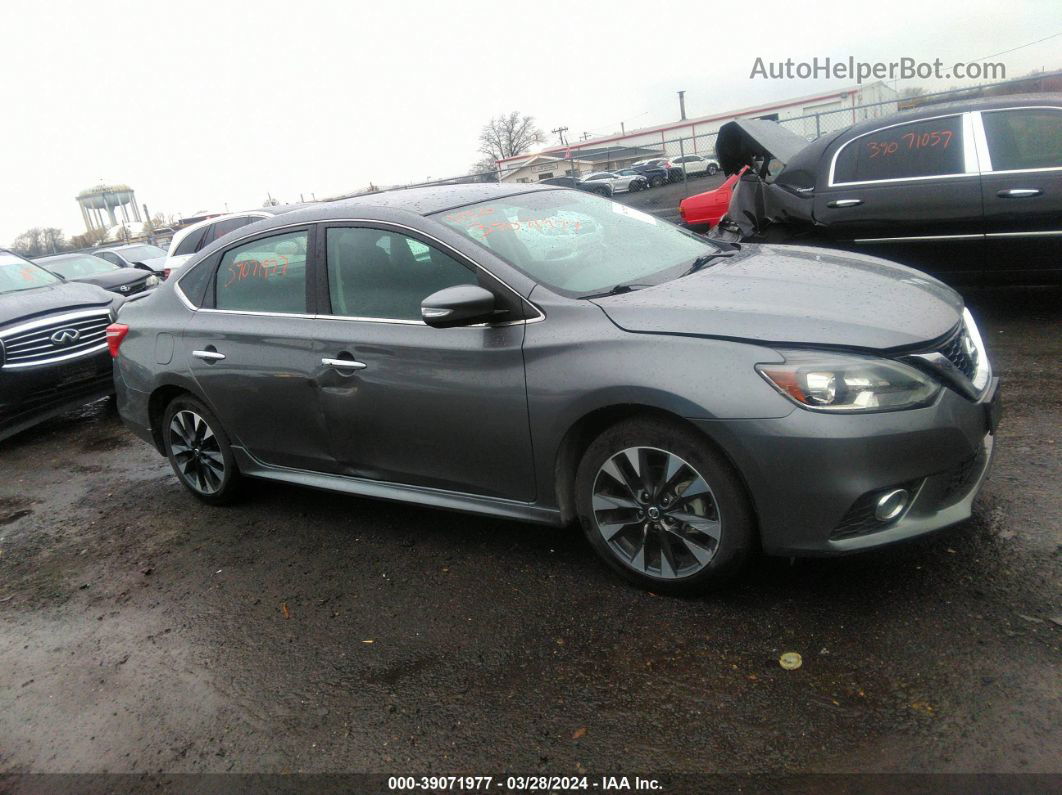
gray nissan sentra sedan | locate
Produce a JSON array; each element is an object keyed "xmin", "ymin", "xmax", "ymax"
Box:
[{"xmin": 109, "ymin": 184, "xmax": 1000, "ymax": 593}]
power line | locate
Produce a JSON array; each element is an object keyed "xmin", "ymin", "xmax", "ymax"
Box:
[{"xmin": 972, "ymin": 31, "xmax": 1062, "ymax": 63}]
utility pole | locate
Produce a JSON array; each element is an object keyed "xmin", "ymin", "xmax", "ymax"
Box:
[
  {"xmin": 677, "ymin": 90, "xmax": 687, "ymax": 120},
  {"xmin": 581, "ymin": 132, "xmax": 591, "ymax": 141},
  {"xmin": 551, "ymin": 126, "xmax": 569, "ymax": 146},
  {"xmin": 621, "ymin": 121, "xmax": 626, "ymax": 135}
]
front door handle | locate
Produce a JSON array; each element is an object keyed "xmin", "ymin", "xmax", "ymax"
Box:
[
  {"xmin": 192, "ymin": 349, "xmax": 226, "ymax": 362},
  {"xmin": 322, "ymin": 358, "xmax": 367, "ymax": 371},
  {"xmin": 827, "ymin": 199, "xmax": 863, "ymax": 208},
  {"xmin": 997, "ymin": 188, "xmax": 1042, "ymax": 198}
]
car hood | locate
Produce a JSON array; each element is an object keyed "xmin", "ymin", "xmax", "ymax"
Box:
[
  {"xmin": 592, "ymin": 244, "xmax": 963, "ymax": 351},
  {"xmin": 71, "ymin": 269, "xmax": 148, "ymax": 290},
  {"xmin": 715, "ymin": 119, "xmax": 811, "ymax": 176},
  {"xmin": 0, "ymin": 281, "xmax": 114, "ymax": 330},
  {"xmin": 136, "ymin": 256, "xmax": 168, "ymax": 272}
]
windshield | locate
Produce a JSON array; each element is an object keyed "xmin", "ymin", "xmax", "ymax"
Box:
[
  {"xmin": 115, "ymin": 245, "xmax": 166, "ymax": 261},
  {"xmin": 434, "ymin": 190, "xmax": 718, "ymax": 296},
  {"xmin": 0, "ymin": 251, "xmax": 61, "ymax": 293},
  {"xmin": 38, "ymin": 254, "xmax": 119, "ymax": 279}
]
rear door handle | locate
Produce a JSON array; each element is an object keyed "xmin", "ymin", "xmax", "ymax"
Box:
[
  {"xmin": 827, "ymin": 199, "xmax": 863, "ymax": 208},
  {"xmin": 997, "ymin": 188, "xmax": 1042, "ymax": 198},
  {"xmin": 192, "ymin": 350, "xmax": 226, "ymax": 361},
  {"xmin": 322, "ymin": 358, "xmax": 367, "ymax": 371}
]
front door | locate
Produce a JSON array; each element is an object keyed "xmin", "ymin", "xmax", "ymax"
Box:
[
  {"xmin": 977, "ymin": 106, "xmax": 1062, "ymax": 279},
  {"xmin": 814, "ymin": 113, "xmax": 984, "ymax": 274},
  {"xmin": 182, "ymin": 227, "xmax": 332, "ymax": 472},
  {"xmin": 312, "ymin": 223, "xmax": 535, "ymax": 501}
]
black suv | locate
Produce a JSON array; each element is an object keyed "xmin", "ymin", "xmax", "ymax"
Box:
[
  {"xmin": 0, "ymin": 249, "xmax": 121, "ymax": 442},
  {"xmin": 537, "ymin": 176, "xmax": 612, "ymax": 197}
]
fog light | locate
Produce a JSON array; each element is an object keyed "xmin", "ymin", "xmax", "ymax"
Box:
[{"xmin": 874, "ymin": 489, "xmax": 909, "ymax": 522}]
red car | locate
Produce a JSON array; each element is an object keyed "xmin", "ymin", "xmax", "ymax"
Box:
[{"xmin": 678, "ymin": 166, "xmax": 747, "ymax": 231}]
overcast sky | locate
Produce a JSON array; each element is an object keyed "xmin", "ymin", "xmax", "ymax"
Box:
[{"xmin": 2, "ymin": 0, "xmax": 1059, "ymax": 243}]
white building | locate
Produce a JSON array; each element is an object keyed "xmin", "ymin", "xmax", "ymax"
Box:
[{"xmin": 498, "ymin": 81, "xmax": 899, "ymax": 180}]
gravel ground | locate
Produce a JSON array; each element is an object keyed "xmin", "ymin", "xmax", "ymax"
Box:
[{"xmin": 0, "ymin": 283, "xmax": 1058, "ymax": 784}]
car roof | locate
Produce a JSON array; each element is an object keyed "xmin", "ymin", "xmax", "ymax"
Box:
[
  {"xmin": 316, "ymin": 183, "xmax": 557, "ymax": 216},
  {"xmin": 167, "ymin": 205, "xmax": 310, "ymax": 250}
]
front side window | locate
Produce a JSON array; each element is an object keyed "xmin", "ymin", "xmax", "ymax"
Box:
[
  {"xmin": 982, "ymin": 108, "xmax": 1062, "ymax": 171},
  {"xmin": 833, "ymin": 115, "xmax": 965, "ymax": 184},
  {"xmin": 0, "ymin": 252, "xmax": 60, "ymax": 293},
  {"xmin": 436, "ymin": 190, "xmax": 718, "ymax": 296},
  {"xmin": 325, "ymin": 227, "xmax": 477, "ymax": 320},
  {"xmin": 96, "ymin": 251, "xmax": 121, "ymax": 265},
  {"xmin": 215, "ymin": 230, "xmax": 308, "ymax": 313}
]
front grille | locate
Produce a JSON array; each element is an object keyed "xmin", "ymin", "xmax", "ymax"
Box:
[
  {"xmin": 117, "ymin": 281, "xmax": 146, "ymax": 296},
  {"xmin": 831, "ymin": 479, "xmax": 923, "ymax": 540},
  {"xmin": 938, "ymin": 327, "xmax": 977, "ymax": 380},
  {"xmin": 0, "ymin": 310, "xmax": 111, "ymax": 369}
]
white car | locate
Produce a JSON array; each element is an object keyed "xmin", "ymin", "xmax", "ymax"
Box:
[
  {"xmin": 162, "ymin": 212, "xmax": 273, "ymax": 279},
  {"xmin": 671, "ymin": 154, "xmax": 720, "ymax": 177},
  {"xmin": 580, "ymin": 171, "xmax": 648, "ymax": 194}
]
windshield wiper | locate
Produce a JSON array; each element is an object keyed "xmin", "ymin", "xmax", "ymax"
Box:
[
  {"xmin": 581, "ymin": 282, "xmax": 654, "ymax": 300},
  {"xmin": 682, "ymin": 248, "xmax": 737, "ymax": 276}
]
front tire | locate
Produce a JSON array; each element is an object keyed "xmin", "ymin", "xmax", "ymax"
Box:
[
  {"xmin": 575, "ymin": 417, "xmax": 753, "ymax": 594},
  {"xmin": 650, "ymin": 176, "xmax": 665, "ymax": 188},
  {"xmin": 162, "ymin": 395, "xmax": 240, "ymax": 504},
  {"xmin": 707, "ymin": 164, "xmax": 718, "ymax": 176}
]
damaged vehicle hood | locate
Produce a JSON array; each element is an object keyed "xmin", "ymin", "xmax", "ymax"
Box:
[
  {"xmin": 592, "ymin": 244, "xmax": 963, "ymax": 351},
  {"xmin": 715, "ymin": 119, "xmax": 811, "ymax": 176}
]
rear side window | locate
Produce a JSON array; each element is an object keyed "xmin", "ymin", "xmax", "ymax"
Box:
[
  {"xmin": 833, "ymin": 115, "xmax": 964, "ymax": 183},
  {"xmin": 174, "ymin": 227, "xmax": 207, "ymax": 256},
  {"xmin": 982, "ymin": 108, "xmax": 1062, "ymax": 171},
  {"xmin": 203, "ymin": 216, "xmax": 257, "ymax": 247},
  {"xmin": 215, "ymin": 230, "xmax": 308, "ymax": 314}
]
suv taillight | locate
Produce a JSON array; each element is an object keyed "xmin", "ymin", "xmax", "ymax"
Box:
[
  {"xmin": 162, "ymin": 268, "xmax": 171, "ymax": 280},
  {"xmin": 106, "ymin": 323, "xmax": 129, "ymax": 358}
]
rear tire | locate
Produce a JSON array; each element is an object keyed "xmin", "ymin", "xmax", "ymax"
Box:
[
  {"xmin": 162, "ymin": 395, "xmax": 240, "ymax": 505},
  {"xmin": 707, "ymin": 164, "xmax": 718, "ymax": 176},
  {"xmin": 575, "ymin": 417, "xmax": 754, "ymax": 594}
]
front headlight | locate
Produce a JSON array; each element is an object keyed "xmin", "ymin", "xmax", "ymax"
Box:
[
  {"xmin": 757, "ymin": 351, "xmax": 941, "ymax": 412},
  {"xmin": 146, "ymin": 275, "xmax": 160, "ymax": 287}
]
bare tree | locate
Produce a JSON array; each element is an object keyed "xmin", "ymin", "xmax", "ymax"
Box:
[
  {"xmin": 898, "ymin": 86, "xmax": 926, "ymax": 99},
  {"xmin": 467, "ymin": 155, "xmax": 502, "ymax": 183},
  {"xmin": 69, "ymin": 227, "xmax": 109, "ymax": 250},
  {"xmin": 478, "ymin": 112, "xmax": 545, "ymax": 164}
]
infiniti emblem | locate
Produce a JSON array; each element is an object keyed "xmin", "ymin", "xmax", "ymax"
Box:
[{"xmin": 50, "ymin": 328, "xmax": 81, "ymax": 346}]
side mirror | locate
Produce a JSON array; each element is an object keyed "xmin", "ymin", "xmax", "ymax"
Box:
[{"xmin": 421, "ymin": 285, "xmax": 496, "ymax": 328}]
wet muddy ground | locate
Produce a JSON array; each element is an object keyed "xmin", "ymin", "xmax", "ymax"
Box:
[{"xmin": 0, "ymin": 286, "xmax": 1058, "ymax": 779}]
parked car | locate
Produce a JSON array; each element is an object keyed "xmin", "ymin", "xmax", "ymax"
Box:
[
  {"xmin": 538, "ymin": 176, "xmax": 612, "ymax": 197},
  {"xmin": 581, "ymin": 171, "xmax": 648, "ymax": 193},
  {"xmin": 672, "ymin": 154, "xmax": 720, "ymax": 177},
  {"xmin": 712, "ymin": 94, "xmax": 1062, "ymax": 282},
  {"xmin": 0, "ymin": 249, "xmax": 122, "ymax": 442},
  {"xmin": 92, "ymin": 243, "xmax": 170, "ymax": 275},
  {"xmin": 35, "ymin": 252, "xmax": 160, "ymax": 297},
  {"xmin": 633, "ymin": 158, "xmax": 682, "ymax": 183},
  {"xmin": 626, "ymin": 162, "xmax": 671, "ymax": 188},
  {"xmin": 678, "ymin": 167, "xmax": 747, "ymax": 231},
  {"xmin": 111, "ymin": 184, "xmax": 1000, "ymax": 593}
]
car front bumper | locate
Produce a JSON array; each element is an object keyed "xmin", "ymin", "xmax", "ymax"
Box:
[
  {"xmin": 692, "ymin": 378, "xmax": 1000, "ymax": 556},
  {"xmin": 0, "ymin": 350, "xmax": 114, "ymax": 443}
]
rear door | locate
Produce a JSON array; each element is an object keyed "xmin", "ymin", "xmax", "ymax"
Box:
[
  {"xmin": 182, "ymin": 225, "xmax": 333, "ymax": 472},
  {"xmin": 977, "ymin": 106, "xmax": 1062, "ymax": 278},
  {"xmin": 310, "ymin": 222, "xmax": 536, "ymax": 500},
  {"xmin": 814, "ymin": 113, "xmax": 984, "ymax": 273}
]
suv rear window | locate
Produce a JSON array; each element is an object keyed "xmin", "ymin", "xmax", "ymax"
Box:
[{"xmin": 833, "ymin": 115, "xmax": 964, "ymax": 184}]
